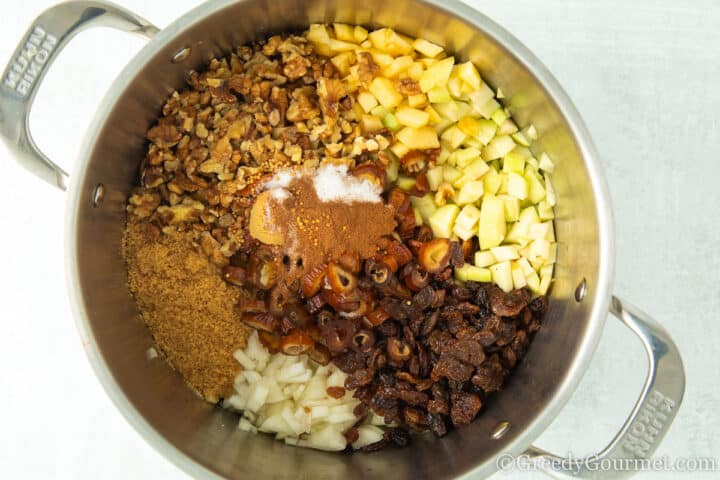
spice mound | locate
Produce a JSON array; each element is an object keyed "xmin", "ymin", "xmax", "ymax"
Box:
[{"xmin": 250, "ymin": 164, "xmax": 397, "ymax": 273}]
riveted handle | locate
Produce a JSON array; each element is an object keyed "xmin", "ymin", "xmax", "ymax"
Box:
[
  {"xmin": 525, "ymin": 296, "xmax": 685, "ymax": 478},
  {"xmin": 0, "ymin": 0, "xmax": 158, "ymax": 190}
]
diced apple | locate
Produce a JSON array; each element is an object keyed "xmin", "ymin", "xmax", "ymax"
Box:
[
  {"xmin": 447, "ymin": 76, "xmax": 465, "ymax": 100},
  {"xmin": 524, "ymin": 168, "xmax": 546, "ymax": 204},
  {"xmin": 307, "ymin": 24, "xmax": 330, "ymax": 44},
  {"xmin": 451, "ymin": 147, "xmax": 481, "ymax": 168},
  {"xmin": 474, "ymin": 250, "xmax": 495, "ymax": 267},
  {"xmin": 526, "ymin": 270, "xmax": 541, "ymax": 293},
  {"xmin": 455, "ymin": 61, "xmax": 482, "ymax": 90},
  {"xmin": 453, "ymin": 204, "xmax": 481, "ymax": 240},
  {"xmin": 490, "ymin": 245, "xmax": 519, "ymax": 262},
  {"xmin": 442, "ymin": 165, "xmax": 463, "ymax": 184},
  {"xmin": 511, "ymin": 131, "xmax": 530, "ymax": 147},
  {"xmin": 331, "ymin": 51, "xmax": 355, "ymax": 76},
  {"xmin": 455, "ymin": 264, "xmax": 492, "ymax": 283},
  {"xmin": 498, "ymin": 195, "xmax": 520, "ymax": 221},
  {"xmin": 503, "ymin": 149, "xmax": 526, "ymax": 174},
  {"xmin": 498, "ymin": 118, "xmax": 519, "ymax": 135},
  {"xmin": 328, "ymin": 38, "xmax": 357, "ymax": 53},
  {"xmin": 511, "ymin": 262, "xmax": 528, "ymax": 289},
  {"xmin": 490, "ymin": 261, "xmax": 513, "ymax": 292},
  {"xmin": 419, "ymin": 57, "xmax": 455, "ymax": 92},
  {"xmin": 506, "ymin": 172, "xmax": 528, "ymax": 200},
  {"xmin": 528, "ymin": 238, "xmax": 551, "ymax": 263},
  {"xmin": 361, "ymin": 114, "xmax": 384, "ymax": 133},
  {"xmin": 427, "ymin": 86, "xmax": 453, "ymax": 103},
  {"xmin": 369, "ymin": 28, "xmax": 414, "ymax": 55},
  {"xmin": 357, "ymin": 91, "xmax": 378, "ymax": 113},
  {"xmin": 491, "ymin": 108, "xmax": 508, "ymax": 126},
  {"xmin": 333, "ymin": 23, "xmax": 355, "ymax": 42},
  {"xmin": 475, "ymin": 98, "xmax": 500, "ymax": 119},
  {"xmin": 413, "ymin": 38, "xmax": 444, "ymax": 58},
  {"xmin": 434, "ymin": 101, "xmax": 462, "ymax": 122},
  {"xmin": 547, "ymin": 243, "xmax": 557, "ymax": 264},
  {"xmin": 505, "ymin": 206, "xmax": 539, "ymax": 245},
  {"xmin": 537, "ymin": 200, "xmax": 555, "ymax": 221},
  {"xmin": 528, "ymin": 222, "xmax": 551, "ymax": 241},
  {"xmin": 383, "ymin": 55, "xmax": 414, "ymax": 77},
  {"xmin": 440, "ymin": 125, "xmax": 467, "ymax": 150},
  {"xmin": 429, "ymin": 204, "xmax": 460, "ymax": 239},
  {"xmin": 408, "ymin": 93, "xmax": 427, "ymax": 108},
  {"xmin": 424, "ymin": 105, "xmax": 442, "ymax": 124},
  {"xmin": 390, "ymin": 141, "xmax": 410, "ymax": 159},
  {"xmin": 478, "ymin": 195, "xmax": 506, "ymax": 250},
  {"xmin": 482, "ymin": 167, "xmax": 502, "ymax": 195},
  {"xmin": 539, "ymin": 152, "xmax": 555, "ymax": 172},
  {"xmin": 382, "ymin": 112, "xmax": 401, "ymax": 131},
  {"xmin": 544, "ymin": 173, "xmax": 557, "ymax": 206},
  {"xmin": 426, "ymin": 166, "xmax": 444, "ymax": 191},
  {"xmin": 455, "ymin": 180, "xmax": 484, "ymax": 205},
  {"xmin": 369, "ymin": 77, "xmax": 403, "ymax": 108},
  {"xmin": 468, "ymin": 84, "xmax": 495, "ymax": 112},
  {"xmin": 411, "ymin": 193, "xmax": 438, "ymax": 223},
  {"xmin": 482, "ymin": 135, "xmax": 516, "ymax": 160},
  {"xmin": 396, "ymin": 126, "xmax": 440, "ymax": 149},
  {"xmin": 538, "ymin": 264, "xmax": 553, "ymax": 295},
  {"xmin": 386, "ymin": 153, "xmax": 399, "ymax": 183},
  {"xmin": 407, "ymin": 62, "xmax": 424, "ymax": 81},
  {"xmin": 396, "ymin": 176, "xmax": 417, "ymax": 191},
  {"xmin": 395, "ymin": 106, "xmax": 430, "ymax": 128},
  {"xmin": 354, "ymin": 26, "xmax": 369, "ymax": 43}
]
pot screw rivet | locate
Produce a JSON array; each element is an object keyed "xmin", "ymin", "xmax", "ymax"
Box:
[
  {"xmin": 490, "ymin": 421, "xmax": 511, "ymax": 440},
  {"xmin": 575, "ymin": 278, "xmax": 587, "ymax": 302},
  {"xmin": 92, "ymin": 183, "xmax": 105, "ymax": 207},
  {"xmin": 172, "ymin": 46, "xmax": 191, "ymax": 63}
]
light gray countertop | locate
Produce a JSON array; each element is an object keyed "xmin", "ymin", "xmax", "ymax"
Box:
[{"xmin": 0, "ymin": 0, "xmax": 716, "ymax": 478}]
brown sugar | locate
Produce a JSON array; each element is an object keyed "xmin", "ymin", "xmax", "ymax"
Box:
[
  {"xmin": 124, "ymin": 219, "xmax": 249, "ymax": 402},
  {"xmin": 269, "ymin": 176, "xmax": 397, "ymax": 271}
]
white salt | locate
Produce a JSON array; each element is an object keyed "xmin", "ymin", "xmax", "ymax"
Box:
[{"xmin": 311, "ymin": 164, "xmax": 382, "ymax": 203}]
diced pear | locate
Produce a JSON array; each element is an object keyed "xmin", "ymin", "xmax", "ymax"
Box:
[
  {"xmin": 328, "ymin": 38, "xmax": 358, "ymax": 53},
  {"xmin": 482, "ymin": 135, "xmax": 516, "ymax": 160},
  {"xmin": 368, "ymin": 28, "xmax": 414, "ymax": 55},
  {"xmin": 516, "ymin": 258, "xmax": 534, "ymax": 276},
  {"xmin": 547, "ymin": 242, "xmax": 558, "ymax": 264},
  {"xmin": 396, "ymin": 126, "xmax": 440, "ymax": 149},
  {"xmin": 383, "ymin": 55, "xmax": 414, "ymax": 77},
  {"xmin": 382, "ymin": 112, "xmax": 401, "ymax": 132},
  {"xmin": 498, "ymin": 195, "xmax": 520, "ymax": 221},
  {"xmin": 357, "ymin": 91, "xmax": 378, "ymax": 113},
  {"xmin": 427, "ymin": 166, "xmax": 444, "ymax": 191},
  {"xmin": 442, "ymin": 165, "xmax": 463, "ymax": 184},
  {"xmin": 538, "ymin": 265, "xmax": 553, "ymax": 295},
  {"xmin": 529, "ymin": 238, "xmax": 551, "ymax": 262},
  {"xmin": 478, "ymin": 195, "xmax": 506, "ymax": 249},
  {"xmin": 361, "ymin": 114, "xmax": 384, "ymax": 133},
  {"xmin": 333, "ymin": 23, "xmax": 355, "ymax": 42},
  {"xmin": 413, "ymin": 38, "xmax": 444, "ymax": 58},
  {"xmin": 447, "ymin": 75, "xmax": 464, "ymax": 99},
  {"xmin": 491, "ymin": 108, "xmax": 508, "ymax": 126},
  {"xmin": 539, "ymin": 152, "xmax": 555, "ymax": 172},
  {"xmin": 490, "ymin": 261, "xmax": 513, "ymax": 292},
  {"xmin": 434, "ymin": 101, "xmax": 462, "ymax": 121},
  {"xmin": 369, "ymin": 77, "xmax": 403, "ymax": 108},
  {"xmin": 528, "ymin": 222, "xmax": 552, "ymax": 241},
  {"xmin": 544, "ymin": 173, "xmax": 557, "ymax": 206},
  {"xmin": 396, "ymin": 176, "xmax": 417, "ymax": 191},
  {"xmin": 491, "ymin": 245, "xmax": 519, "ymax": 262},
  {"xmin": 419, "ymin": 57, "xmax": 455, "ymax": 92},
  {"xmin": 411, "ymin": 193, "xmax": 438, "ymax": 223},
  {"xmin": 526, "ymin": 270, "xmax": 541, "ymax": 293},
  {"xmin": 511, "ymin": 262, "xmax": 528, "ymax": 289},
  {"xmin": 453, "ymin": 204, "xmax": 481, "ymax": 240},
  {"xmin": 455, "ymin": 181, "xmax": 484, "ymax": 205},
  {"xmin": 506, "ymin": 172, "xmax": 528, "ymax": 200},
  {"xmin": 440, "ymin": 125, "xmax": 467, "ymax": 150},
  {"xmin": 354, "ymin": 26, "xmax": 369, "ymax": 43},
  {"xmin": 370, "ymin": 50, "xmax": 395, "ymax": 68},
  {"xmin": 524, "ymin": 168, "xmax": 546, "ymax": 204},
  {"xmin": 370, "ymin": 105, "xmax": 390, "ymax": 120},
  {"xmin": 455, "ymin": 61, "xmax": 482, "ymax": 90},
  {"xmin": 455, "ymin": 264, "xmax": 492, "ymax": 283},
  {"xmin": 482, "ymin": 167, "xmax": 502, "ymax": 195},
  {"xmin": 474, "ymin": 250, "xmax": 495, "ymax": 267},
  {"xmin": 505, "ymin": 206, "xmax": 539, "ymax": 245},
  {"xmin": 538, "ymin": 198, "xmax": 555, "ymax": 221},
  {"xmin": 429, "ymin": 204, "xmax": 460, "ymax": 238},
  {"xmin": 424, "ymin": 105, "xmax": 442, "ymax": 124},
  {"xmin": 408, "ymin": 94, "xmax": 428, "ymax": 109},
  {"xmin": 503, "ymin": 150, "xmax": 526, "ymax": 174},
  {"xmin": 452, "ymin": 147, "xmax": 481, "ymax": 168},
  {"xmin": 462, "ymin": 158, "xmax": 490, "ymax": 180},
  {"xmin": 395, "ymin": 106, "xmax": 431, "ymax": 128}
]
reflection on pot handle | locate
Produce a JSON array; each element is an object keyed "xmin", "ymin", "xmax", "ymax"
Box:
[
  {"xmin": 525, "ymin": 296, "xmax": 686, "ymax": 479},
  {"xmin": 0, "ymin": 1, "xmax": 158, "ymax": 190}
]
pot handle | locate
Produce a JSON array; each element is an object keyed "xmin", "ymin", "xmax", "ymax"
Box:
[
  {"xmin": 524, "ymin": 296, "xmax": 685, "ymax": 478},
  {"xmin": 0, "ymin": 1, "xmax": 158, "ymax": 190}
]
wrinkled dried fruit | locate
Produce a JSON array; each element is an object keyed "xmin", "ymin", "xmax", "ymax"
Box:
[
  {"xmin": 241, "ymin": 312, "xmax": 277, "ymax": 332},
  {"xmin": 326, "ymin": 262, "xmax": 358, "ymax": 293},
  {"xmin": 301, "ymin": 264, "xmax": 327, "ymax": 297},
  {"xmin": 280, "ymin": 330, "xmax": 315, "ymax": 355},
  {"xmin": 418, "ymin": 238, "xmax": 452, "ymax": 273}
]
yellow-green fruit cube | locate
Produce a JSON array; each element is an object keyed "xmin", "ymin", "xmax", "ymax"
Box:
[
  {"xmin": 490, "ymin": 260, "xmax": 513, "ymax": 292},
  {"xmin": 478, "ymin": 195, "xmax": 506, "ymax": 249},
  {"xmin": 490, "ymin": 245, "xmax": 519, "ymax": 262},
  {"xmin": 426, "ymin": 166, "xmax": 444, "ymax": 191},
  {"xmin": 396, "ymin": 126, "xmax": 440, "ymax": 150},
  {"xmin": 455, "ymin": 264, "xmax": 492, "ymax": 283},
  {"xmin": 333, "ymin": 23, "xmax": 356, "ymax": 42},
  {"xmin": 427, "ymin": 86, "xmax": 453, "ymax": 104},
  {"xmin": 369, "ymin": 77, "xmax": 403, "ymax": 108},
  {"xmin": 474, "ymin": 250, "xmax": 496, "ymax": 267},
  {"xmin": 429, "ymin": 204, "xmax": 460, "ymax": 239},
  {"xmin": 455, "ymin": 181, "xmax": 484, "ymax": 205},
  {"xmin": 482, "ymin": 135, "xmax": 516, "ymax": 160},
  {"xmin": 413, "ymin": 38, "xmax": 443, "ymax": 58},
  {"xmin": 499, "ymin": 195, "xmax": 520, "ymax": 222},
  {"xmin": 506, "ymin": 172, "xmax": 528, "ymax": 200},
  {"xmin": 419, "ymin": 57, "xmax": 455, "ymax": 92},
  {"xmin": 503, "ymin": 150, "xmax": 526, "ymax": 174},
  {"xmin": 395, "ymin": 106, "xmax": 431, "ymax": 128},
  {"xmin": 482, "ymin": 167, "xmax": 502, "ymax": 195},
  {"xmin": 453, "ymin": 204, "xmax": 481, "ymax": 240}
]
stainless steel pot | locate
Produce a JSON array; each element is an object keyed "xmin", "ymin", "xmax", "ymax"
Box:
[{"xmin": 0, "ymin": 1, "xmax": 686, "ymax": 478}]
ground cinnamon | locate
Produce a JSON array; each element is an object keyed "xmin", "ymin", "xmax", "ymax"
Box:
[
  {"xmin": 124, "ymin": 220, "xmax": 249, "ymax": 402},
  {"xmin": 269, "ymin": 175, "xmax": 397, "ymax": 271}
]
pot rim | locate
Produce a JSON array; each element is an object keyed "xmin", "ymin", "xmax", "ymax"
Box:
[{"xmin": 65, "ymin": 0, "xmax": 614, "ymax": 478}]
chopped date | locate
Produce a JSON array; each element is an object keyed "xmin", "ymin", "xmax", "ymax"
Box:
[{"xmin": 397, "ymin": 389, "xmax": 429, "ymax": 407}]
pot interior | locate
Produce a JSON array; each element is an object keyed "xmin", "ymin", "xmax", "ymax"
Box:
[{"xmin": 69, "ymin": 0, "xmax": 611, "ymax": 478}]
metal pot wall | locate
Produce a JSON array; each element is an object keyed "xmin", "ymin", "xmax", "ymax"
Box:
[{"xmin": 0, "ymin": 1, "xmax": 685, "ymax": 478}]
